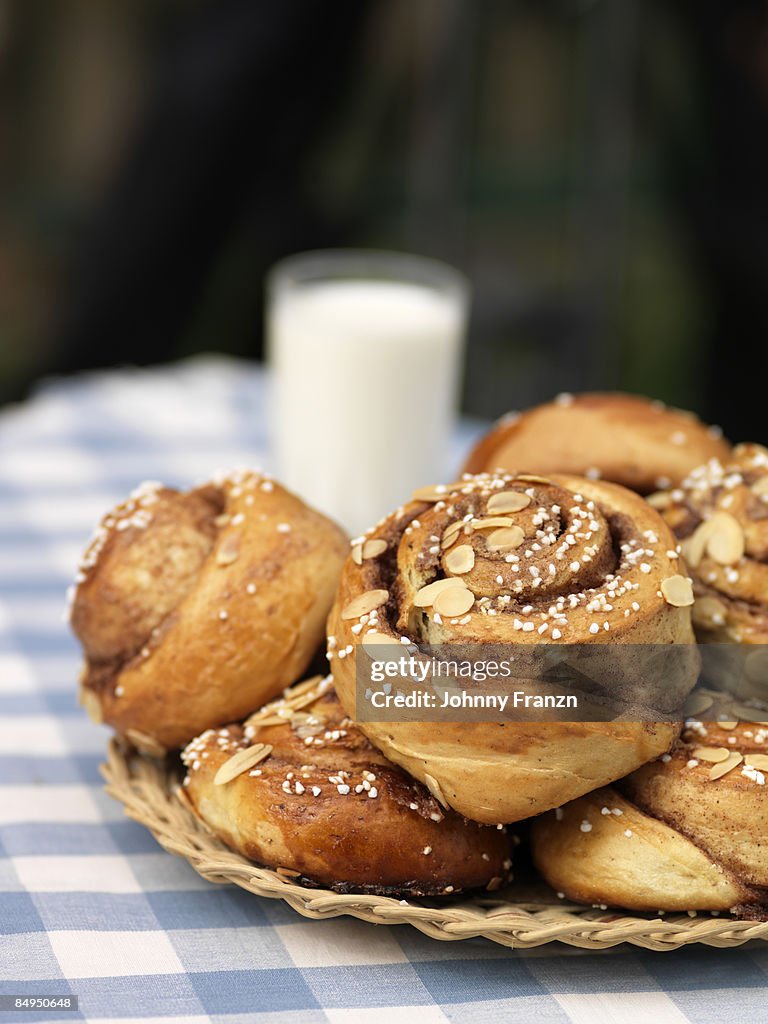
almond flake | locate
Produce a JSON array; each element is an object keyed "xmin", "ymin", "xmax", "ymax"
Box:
[
  {"xmin": 487, "ymin": 490, "xmax": 531, "ymax": 514},
  {"xmin": 341, "ymin": 589, "xmax": 389, "ymax": 619},
  {"xmin": 683, "ymin": 692, "xmax": 714, "ymax": 716},
  {"xmin": 444, "ymin": 544, "xmax": 475, "ymax": 575},
  {"xmin": 751, "ymin": 477, "xmax": 768, "ymax": 497},
  {"xmin": 486, "ymin": 526, "xmax": 525, "ymax": 552},
  {"xmin": 351, "ymin": 543, "xmax": 363, "ymax": 565},
  {"xmin": 716, "ymin": 720, "xmax": 738, "ymax": 730},
  {"xmin": 214, "ymin": 743, "xmax": 273, "ymax": 785},
  {"xmin": 682, "ymin": 520, "xmax": 713, "ymax": 569},
  {"xmin": 692, "ymin": 746, "xmax": 730, "ymax": 764},
  {"xmin": 731, "ymin": 703, "xmax": 768, "ymax": 724},
  {"xmin": 80, "ymin": 687, "xmax": 103, "ymax": 724},
  {"xmin": 411, "ymin": 485, "xmax": 450, "ymax": 502},
  {"xmin": 708, "ymin": 752, "xmax": 743, "ymax": 780},
  {"xmin": 441, "ymin": 522, "xmax": 463, "ymax": 549},
  {"xmin": 515, "ymin": 474, "xmax": 551, "ymax": 484},
  {"xmin": 692, "ymin": 596, "xmax": 727, "ymax": 630},
  {"xmin": 287, "ymin": 674, "xmax": 325, "ymax": 698},
  {"xmin": 470, "ymin": 516, "xmax": 516, "ymax": 531},
  {"xmin": 647, "ymin": 491, "xmax": 673, "ymax": 509},
  {"xmin": 362, "ymin": 539, "xmax": 387, "ymax": 560},
  {"xmin": 216, "ymin": 532, "xmax": 241, "ymax": 566},
  {"xmin": 433, "ymin": 586, "xmax": 475, "ymax": 618},
  {"xmin": 424, "ymin": 772, "xmax": 449, "ymax": 807},
  {"xmin": 361, "ymin": 631, "xmax": 402, "ymax": 649},
  {"xmin": 745, "ymin": 754, "xmax": 768, "ymax": 770},
  {"xmin": 413, "ymin": 577, "xmax": 465, "ymax": 607},
  {"xmin": 706, "ymin": 512, "xmax": 744, "ymax": 565},
  {"xmin": 660, "ymin": 575, "xmax": 694, "ymax": 607}
]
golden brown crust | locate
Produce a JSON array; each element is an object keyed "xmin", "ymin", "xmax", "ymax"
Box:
[
  {"xmin": 71, "ymin": 471, "xmax": 348, "ymax": 751},
  {"xmin": 656, "ymin": 444, "xmax": 768, "ymax": 660},
  {"xmin": 463, "ymin": 393, "xmax": 730, "ymax": 495},
  {"xmin": 328, "ymin": 471, "xmax": 696, "ymax": 825},
  {"xmin": 531, "ymin": 718, "xmax": 768, "ymax": 914},
  {"xmin": 181, "ymin": 678, "xmax": 513, "ymax": 896}
]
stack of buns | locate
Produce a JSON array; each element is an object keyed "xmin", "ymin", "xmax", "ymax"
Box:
[{"xmin": 70, "ymin": 392, "xmax": 768, "ymax": 918}]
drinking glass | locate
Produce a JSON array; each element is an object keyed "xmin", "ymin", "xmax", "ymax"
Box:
[{"xmin": 267, "ymin": 249, "xmax": 469, "ymax": 534}]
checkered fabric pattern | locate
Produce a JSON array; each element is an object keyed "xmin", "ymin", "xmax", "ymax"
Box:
[{"xmin": 1, "ymin": 357, "xmax": 767, "ymax": 1024}]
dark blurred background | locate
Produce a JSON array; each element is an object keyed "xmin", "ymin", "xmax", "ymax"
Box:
[{"xmin": 1, "ymin": 0, "xmax": 767, "ymax": 440}]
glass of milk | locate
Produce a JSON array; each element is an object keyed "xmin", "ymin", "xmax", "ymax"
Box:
[{"xmin": 267, "ymin": 249, "xmax": 469, "ymax": 534}]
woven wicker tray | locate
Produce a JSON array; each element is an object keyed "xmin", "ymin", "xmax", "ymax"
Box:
[{"xmin": 102, "ymin": 739, "xmax": 768, "ymax": 952}]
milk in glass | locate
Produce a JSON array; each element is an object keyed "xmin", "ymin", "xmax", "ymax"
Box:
[{"xmin": 268, "ymin": 260, "xmax": 468, "ymax": 534}]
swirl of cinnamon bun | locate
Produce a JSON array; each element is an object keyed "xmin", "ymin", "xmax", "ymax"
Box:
[{"xmin": 327, "ymin": 472, "xmax": 697, "ymax": 824}]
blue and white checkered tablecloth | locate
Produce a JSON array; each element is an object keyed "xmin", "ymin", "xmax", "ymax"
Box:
[{"xmin": 2, "ymin": 356, "xmax": 767, "ymax": 1024}]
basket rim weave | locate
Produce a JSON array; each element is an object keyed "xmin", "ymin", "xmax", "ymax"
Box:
[{"xmin": 101, "ymin": 739, "xmax": 768, "ymax": 952}]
